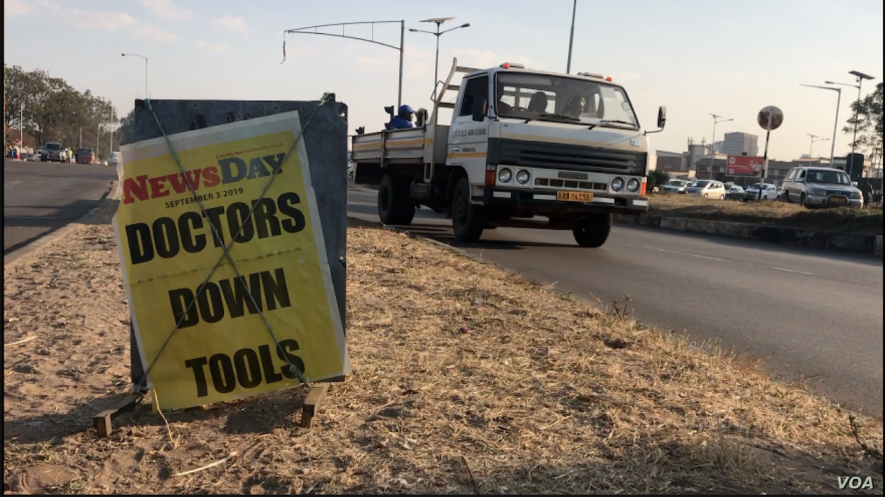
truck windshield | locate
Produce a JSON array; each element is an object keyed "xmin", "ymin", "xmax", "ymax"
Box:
[
  {"xmin": 807, "ymin": 169, "xmax": 851, "ymax": 185},
  {"xmin": 495, "ymin": 72, "xmax": 639, "ymax": 128}
]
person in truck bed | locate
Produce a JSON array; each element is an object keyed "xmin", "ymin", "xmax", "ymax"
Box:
[{"xmin": 388, "ymin": 104, "xmax": 416, "ymax": 130}]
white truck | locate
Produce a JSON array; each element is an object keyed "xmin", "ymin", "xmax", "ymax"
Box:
[{"xmin": 351, "ymin": 58, "xmax": 666, "ymax": 247}]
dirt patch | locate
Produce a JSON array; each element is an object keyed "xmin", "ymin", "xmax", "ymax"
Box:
[
  {"xmin": 649, "ymin": 194, "xmax": 883, "ymax": 235},
  {"xmin": 3, "ymin": 222, "xmax": 883, "ymax": 494}
]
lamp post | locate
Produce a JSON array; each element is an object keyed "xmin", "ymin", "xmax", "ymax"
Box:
[
  {"xmin": 807, "ymin": 133, "xmax": 829, "ymax": 166},
  {"xmin": 709, "ymin": 113, "xmax": 733, "ymax": 179},
  {"xmin": 566, "ymin": 0, "xmax": 577, "ymax": 73},
  {"xmin": 800, "ymin": 84, "xmax": 841, "ymax": 167},
  {"xmin": 410, "ymin": 18, "xmax": 470, "ymax": 100},
  {"xmin": 121, "ymin": 53, "xmax": 148, "ymax": 99},
  {"xmin": 826, "ymin": 71, "xmax": 875, "ymax": 177}
]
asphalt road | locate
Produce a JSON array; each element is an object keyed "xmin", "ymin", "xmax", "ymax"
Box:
[
  {"xmin": 348, "ymin": 181, "xmax": 884, "ymax": 417},
  {"xmin": 3, "ymin": 160, "xmax": 117, "ymax": 254}
]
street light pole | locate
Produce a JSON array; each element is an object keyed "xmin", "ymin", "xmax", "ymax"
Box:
[
  {"xmin": 709, "ymin": 113, "xmax": 733, "ymax": 179},
  {"xmin": 807, "ymin": 134, "xmax": 829, "ymax": 166},
  {"xmin": 411, "ymin": 18, "xmax": 470, "ymax": 100},
  {"xmin": 827, "ymin": 71, "xmax": 875, "ymax": 177},
  {"xmin": 566, "ymin": 0, "xmax": 577, "ymax": 74},
  {"xmin": 800, "ymin": 84, "xmax": 841, "ymax": 166},
  {"xmin": 121, "ymin": 53, "xmax": 149, "ymax": 99}
]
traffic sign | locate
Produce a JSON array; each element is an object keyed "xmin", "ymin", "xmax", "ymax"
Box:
[{"xmin": 757, "ymin": 106, "xmax": 784, "ymax": 131}]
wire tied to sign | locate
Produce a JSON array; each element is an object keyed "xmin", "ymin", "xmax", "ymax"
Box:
[{"xmin": 133, "ymin": 93, "xmax": 336, "ymax": 393}]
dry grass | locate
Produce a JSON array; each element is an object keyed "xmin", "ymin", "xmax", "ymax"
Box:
[
  {"xmin": 3, "ymin": 222, "xmax": 883, "ymax": 495},
  {"xmin": 649, "ymin": 194, "xmax": 883, "ymax": 235}
]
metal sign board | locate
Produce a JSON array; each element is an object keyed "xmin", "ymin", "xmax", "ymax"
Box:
[
  {"xmin": 757, "ymin": 106, "xmax": 784, "ymax": 131},
  {"xmin": 127, "ymin": 99, "xmax": 349, "ymax": 395}
]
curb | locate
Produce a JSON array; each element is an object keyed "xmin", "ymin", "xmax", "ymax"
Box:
[
  {"xmin": 613, "ymin": 213, "xmax": 883, "ymax": 257},
  {"xmin": 4, "ymin": 181, "xmax": 120, "ymax": 267}
]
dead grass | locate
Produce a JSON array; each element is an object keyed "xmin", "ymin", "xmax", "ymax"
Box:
[
  {"xmin": 649, "ymin": 193, "xmax": 883, "ymax": 235},
  {"xmin": 3, "ymin": 222, "xmax": 883, "ymax": 495}
]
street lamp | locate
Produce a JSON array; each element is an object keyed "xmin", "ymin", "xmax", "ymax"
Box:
[
  {"xmin": 800, "ymin": 84, "xmax": 840, "ymax": 167},
  {"xmin": 410, "ymin": 18, "xmax": 470, "ymax": 100},
  {"xmin": 121, "ymin": 53, "xmax": 148, "ymax": 100},
  {"xmin": 826, "ymin": 70, "xmax": 875, "ymax": 177},
  {"xmin": 807, "ymin": 133, "xmax": 829, "ymax": 165},
  {"xmin": 709, "ymin": 113, "xmax": 733, "ymax": 179}
]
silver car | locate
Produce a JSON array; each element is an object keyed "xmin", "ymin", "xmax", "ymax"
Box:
[
  {"xmin": 661, "ymin": 179, "xmax": 691, "ymax": 194},
  {"xmin": 781, "ymin": 167, "xmax": 863, "ymax": 209}
]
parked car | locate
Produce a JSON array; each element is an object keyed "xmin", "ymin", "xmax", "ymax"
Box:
[
  {"xmin": 76, "ymin": 148, "xmax": 95, "ymax": 164},
  {"xmin": 26, "ymin": 153, "xmax": 37, "ymax": 162},
  {"xmin": 40, "ymin": 142, "xmax": 67, "ymax": 162},
  {"xmin": 780, "ymin": 166, "xmax": 863, "ymax": 209},
  {"xmin": 743, "ymin": 183, "xmax": 778, "ymax": 201},
  {"xmin": 685, "ymin": 180, "xmax": 727, "ymax": 199},
  {"xmin": 661, "ymin": 179, "xmax": 691, "ymax": 194},
  {"xmin": 726, "ymin": 185, "xmax": 745, "ymax": 200}
]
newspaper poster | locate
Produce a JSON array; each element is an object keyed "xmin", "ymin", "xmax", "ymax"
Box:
[{"xmin": 113, "ymin": 111, "xmax": 350, "ymax": 410}]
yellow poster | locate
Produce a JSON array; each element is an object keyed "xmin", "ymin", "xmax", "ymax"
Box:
[{"xmin": 113, "ymin": 111, "xmax": 349, "ymax": 410}]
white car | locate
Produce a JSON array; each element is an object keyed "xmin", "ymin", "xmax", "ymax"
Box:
[
  {"xmin": 661, "ymin": 179, "xmax": 691, "ymax": 194},
  {"xmin": 685, "ymin": 180, "xmax": 726, "ymax": 199},
  {"xmin": 744, "ymin": 183, "xmax": 778, "ymax": 201}
]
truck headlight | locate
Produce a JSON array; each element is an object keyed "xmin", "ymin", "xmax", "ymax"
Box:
[
  {"xmin": 626, "ymin": 178, "xmax": 640, "ymax": 192},
  {"xmin": 516, "ymin": 169, "xmax": 531, "ymax": 184},
  {"xmin": 809, "ymin": 188, "xmax": 826, "ymax": 196},
  {"xmin": 611, "ymin": 177, "xmax": 625, "ymax": 192},
  {"xmin": 498, "ymin": 168, "xmax": 512, "ymax": 183},
  {"xmin": 850, "ymin": 191, "xmax": 861, "ymax": 199}
]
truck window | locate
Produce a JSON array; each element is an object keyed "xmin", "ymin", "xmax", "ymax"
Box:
[{"xmin": 460, "ymin": 76, "xmax": 489, "ymax": 117}]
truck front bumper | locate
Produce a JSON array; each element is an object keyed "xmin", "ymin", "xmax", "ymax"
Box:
[{"xmin": 477, "ymin": 187, "xmax": 649, "ymax": 216}]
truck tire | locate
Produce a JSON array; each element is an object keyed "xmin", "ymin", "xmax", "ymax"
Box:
[
  {"xmin": 378, "ymin": 173, "xmax": 415, "ymax": 226},
  {"xmin": 451, "ymin": 177, "xmax": 485, "ymax": 242},
  {"xmin": 573, "ymin": 213, "xmax": 612, "ymax": 248}
]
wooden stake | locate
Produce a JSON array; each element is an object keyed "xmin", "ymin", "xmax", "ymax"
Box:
[
  {"xmin": 300, "ymin": 383, "xmax": 330, "ymax": 429},
  {"xmin": 93, "ymin": 394, "xmax": 144, "ymax": 438}
]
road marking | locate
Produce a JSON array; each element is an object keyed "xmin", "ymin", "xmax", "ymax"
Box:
[
  {"xmin": 645, "ymin": 246, "xmax": 727, "ymax": 262},
  {"xmin": 4, "ymin": 180, "xmax": 23, "ymax": 190},
  {"xmin": 769, "ymin": 266, "xmax": 815, "ymax": 276}
]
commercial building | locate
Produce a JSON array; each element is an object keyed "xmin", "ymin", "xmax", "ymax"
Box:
[
  {"xmin": 721, "ymin": 132, "xmax": 759, "ymax": 157},
  {"xmin": 655, "ymin": 150, "xmax": 687, "ymax": 173}
]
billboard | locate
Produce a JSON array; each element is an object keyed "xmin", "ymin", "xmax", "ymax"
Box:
[
  {"xmin": 114, "ymin": 111, "xmax": 350, "ymax": 410},
  {"xmin": 727, "ymin": 155, "xmax": 764, "ymax": 177}
]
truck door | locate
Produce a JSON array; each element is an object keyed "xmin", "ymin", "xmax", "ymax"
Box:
[{"xmin": 448, "ymin": 74, "xmax": 491, "ymax": 194}]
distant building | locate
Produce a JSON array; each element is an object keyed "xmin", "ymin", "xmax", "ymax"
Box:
[
  {"xmin": 721, "ymin": 132, "xmax": 759, "ymax": 157},
  {"xmin": 655, "ymin": 150, "xmax": 687, "ymax": 173}
]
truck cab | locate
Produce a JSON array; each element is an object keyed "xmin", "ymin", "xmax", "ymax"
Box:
[{"xmin": 352, "ymin": 58, "xmax": 666, "ymax": 247}]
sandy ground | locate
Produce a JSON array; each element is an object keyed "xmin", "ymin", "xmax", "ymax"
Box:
[{"xmin": 3, "ymin": 213, "xmax": 883, "ymax": 494}]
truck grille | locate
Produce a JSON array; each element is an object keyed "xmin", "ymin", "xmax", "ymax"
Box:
[
  {"xmin": 488, "ymin": 138, "xmax": 646, "ymax": 175},
  {"xmin": 534, "ymin": 178, "xmax": 608, "ymax": 191}
]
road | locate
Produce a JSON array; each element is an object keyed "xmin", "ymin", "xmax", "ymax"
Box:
[
  {"xmin": 3, "ymin": 160, "xmax": 117, "ymax": 254},
  {"xmin": 348, "ymin": 181, "xmax": 884, "ymax": 417}
]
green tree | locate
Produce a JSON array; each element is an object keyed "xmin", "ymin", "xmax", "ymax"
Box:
[
  {"xmin": 647, "ymin": 169, "xmax": 670, "ymax": 191},
  {"xmin": 843, "ymin": 81, "xmax": 883, "ymax": 159}
]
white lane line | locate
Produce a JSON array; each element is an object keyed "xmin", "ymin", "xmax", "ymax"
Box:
[
  {"xmin": 769, "ymin": 266, "xmax": 815, "ymax": 276},
  {"xmin": 4, "ymin": 180, "xmax": 23, "ymax": 190},
  {"xmin": 645, "ymin": 246, "xmax": 727, "ymax": 262}
]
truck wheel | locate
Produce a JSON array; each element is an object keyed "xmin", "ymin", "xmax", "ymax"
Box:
[
  {"xmin": 573, "ymin": 213, "xmax": 612, "ymax": 248},
  {"xmin": 378, "ymin": 173, "xmax": 415, "ymax": 226},
  {"xmin": 451, "ymin": 177, "xmax": 485, "ymax": 242}
]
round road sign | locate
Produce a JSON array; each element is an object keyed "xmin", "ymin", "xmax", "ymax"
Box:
[{"xmin": 757, "ymin": 106, "xmax": 784, "ymax": 131}]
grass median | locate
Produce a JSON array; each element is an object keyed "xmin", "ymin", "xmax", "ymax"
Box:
[
  {"xmin": 648, "ymin": 194, "xmax": 883, "ymax": 236},
  {"xmin": 3, "ymin": 221, "xmax": 883, "ymax": 494}
]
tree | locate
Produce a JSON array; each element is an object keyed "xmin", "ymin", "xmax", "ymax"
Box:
[
  {"xmin": 843, "ymin": 82, "xmax": 883, "ymax": 160},
  {"xmin": 647, "ymin": 169, "xmax": 670, "ymax": 191}
]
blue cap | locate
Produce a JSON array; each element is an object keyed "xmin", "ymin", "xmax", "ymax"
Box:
[{"xmin": 399, "ymin": 104, "xmax": 416, "ymax": 114}]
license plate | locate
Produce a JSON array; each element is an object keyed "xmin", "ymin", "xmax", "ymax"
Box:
[
  {"xmin": 828, "ymin": 196, "xmax": 847, "ymax": 203},
  {"xmin": 557, "ymin": 191, "xmax": 593, "ymax": 202}
]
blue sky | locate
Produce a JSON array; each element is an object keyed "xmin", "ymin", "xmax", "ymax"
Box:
[{"xmin": 4, "ymin": 0, "xmax": 883, "ymax": 160}]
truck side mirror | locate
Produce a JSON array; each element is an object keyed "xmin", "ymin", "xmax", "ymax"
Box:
[
  {"xmin": 472, "ymin": 99, "xmax": 486, "ymax": 122},
  {"xmin": 657, "ymin": 106, "xmax": 667, "ymax": 128}
]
